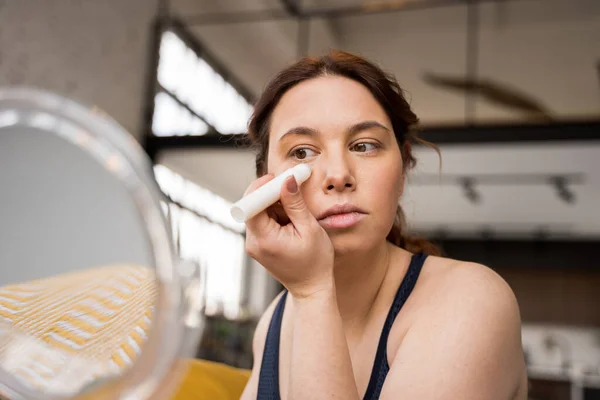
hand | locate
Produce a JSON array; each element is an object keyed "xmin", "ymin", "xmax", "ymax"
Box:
[{"xmin": 244, "ymin": 173, "xmax": 334, "ymax": 298}]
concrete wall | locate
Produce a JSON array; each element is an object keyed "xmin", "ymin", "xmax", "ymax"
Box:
[{"xmin": 0, "ymin": 0, "xmax": 159, "ymax": 140}]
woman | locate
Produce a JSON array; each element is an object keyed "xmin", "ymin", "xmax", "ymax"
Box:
[{"xmin": 240, "ymin": 51, "xmax": 528, "ymax": 400}]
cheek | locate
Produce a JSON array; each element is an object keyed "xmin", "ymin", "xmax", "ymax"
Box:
[
  {"xmin": 359, "ymin": 160, "xmax": 403, "ymax": 234},
  {"xmin": 363, "ymin": 159, "xmax": 403, "ymax": 202},
  {"xmin": 371, "ymin": 172, "xmax": 402, "ymax": 213}
]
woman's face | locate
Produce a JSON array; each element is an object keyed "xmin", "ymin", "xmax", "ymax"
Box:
[{"xmin": 267, "ymin": 76, "xmax": 404, "ymax": 255}]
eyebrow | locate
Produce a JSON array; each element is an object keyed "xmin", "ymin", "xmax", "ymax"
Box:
[{"xmin": 278, "ymin": 120, "xmax": 391, "ymax": 144}]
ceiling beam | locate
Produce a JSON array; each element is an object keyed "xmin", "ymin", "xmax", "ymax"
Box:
[
  {"xmin": 278, "ymin": 0, "xmax": 340, "ymax": 57},
  {"xmin": 280, "ymin": 0, "xmax": 301, "ymax": 17},
  {"xmin": 420, "ymin": 120, "xmax": 600, "ymax": 145},
  {"xmin": 181, "ymin": 0, "xmax": 531, "ymax": 26},
  {"xmin": 144, "ymin": 120, "xmax": 600, "ymax": 158}
]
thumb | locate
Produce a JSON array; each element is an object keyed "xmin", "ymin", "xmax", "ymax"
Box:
[{"xmin": 279, "ymin": 175, "xmax": 313, "ymax": 226}]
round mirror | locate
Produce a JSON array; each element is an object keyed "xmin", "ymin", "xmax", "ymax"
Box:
[{"xmin": 0, "ymin": 88, "xmax": 204, "ymax": 400}]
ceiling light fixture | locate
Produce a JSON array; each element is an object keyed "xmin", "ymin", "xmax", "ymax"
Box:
[
  {"xmin": 549, "ymin": 176, "xmax": 575, "ymax": 204},
  {"xmin": 460, "ymin": 177, "xmax": 480, "ymax": 204}
]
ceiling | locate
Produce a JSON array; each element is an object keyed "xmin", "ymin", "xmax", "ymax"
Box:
[
  {"xmin": 170, "ymin": 0, "xmax": 600, "ymax": 124},
  {"xmin": 335, "ymin": 0, "xmax": 600, "ymax": 124},
  {"xmin": 161, "ymin": 0, "xmax": 600, "ymax": 239}
]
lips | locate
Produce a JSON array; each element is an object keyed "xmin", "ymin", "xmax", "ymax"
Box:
[{"xmin": 317, "ymin": 204, "xmax": 367, "ymax": 229}]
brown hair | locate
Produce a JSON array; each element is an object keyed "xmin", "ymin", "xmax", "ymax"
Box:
[{"xmin": 247, "ymin": 50, "xmax": 441, "ymax": 256}]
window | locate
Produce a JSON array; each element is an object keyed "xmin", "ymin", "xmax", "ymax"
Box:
[
  {"xmin": 152, "ymin": 28, "xmax": 252, "ymax": 320},
  {"xmin": 154, "ymin": 31, "xmax": 253, "ymax": 136},
  {"xmin": 155, "ymin": 165, "xmax": 246, "ymax": 320},
  {"xmin": 153, "ymin": 92, "xmax": 208, "ymax": 136}
]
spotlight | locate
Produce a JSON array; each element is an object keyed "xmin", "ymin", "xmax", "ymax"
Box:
[
  {"xmin": 460, "ymin": 177, "xmax": 480, "ymax": 204},
  {"xmin": 550, "ymin": 176, "xmax": 575, "ymax": 204}
]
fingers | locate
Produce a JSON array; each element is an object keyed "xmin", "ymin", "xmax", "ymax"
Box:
[
  {"xmin": 278, "ymin": 176, "xmax": 314, "ymax": 229},
  {"xmin": 268, "ymin": 201, "xmax": 290, "ymax": 226}
]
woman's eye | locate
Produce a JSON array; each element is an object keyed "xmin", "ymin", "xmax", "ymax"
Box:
[
  {"xmin": 290, "ymin": 147, "xmax": 317, "ymax": 160},
  {"xmin": 352, "ymin": 142, "xmax": 378, "ymax": 153}
]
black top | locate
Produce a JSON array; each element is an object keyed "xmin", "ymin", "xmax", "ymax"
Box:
[{"xmin": 257, "ymin": 252, "xmax": 428, "ymax": 400}]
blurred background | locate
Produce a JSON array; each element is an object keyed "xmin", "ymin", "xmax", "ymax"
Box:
[{"xmin": 1, "ymin": 0, "xmax": 599, "ymax": 398}]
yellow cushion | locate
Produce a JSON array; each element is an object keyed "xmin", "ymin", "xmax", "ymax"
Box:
[{"xmin": 170, "ymin": 359, "xmax": 251, "ymax": 400}]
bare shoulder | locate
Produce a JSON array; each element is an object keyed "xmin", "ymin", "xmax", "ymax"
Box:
[
  {"xmin": 417, "ymin": 256, "xmax": 525, "ymax": 358},
  {"xmin": 382, "ymin": 255, "xmax": 528, "ymax": 399},
  {"xmin": 240, "ymin": 290, "xmax": 286, "ymax": 400},
  {"xmin": 418, "ymin": 255, "xmax": 520, "ymax": 318}
]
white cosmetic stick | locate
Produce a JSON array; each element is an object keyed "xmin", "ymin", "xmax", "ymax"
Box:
[{"xmin": 230, "ymin": 164, "xmax": 312, "ymax": 223}]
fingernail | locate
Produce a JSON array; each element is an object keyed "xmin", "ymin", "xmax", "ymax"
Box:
[{"xmin": 286, "ymin": 176, "xmax": 298, "ymax": 194}]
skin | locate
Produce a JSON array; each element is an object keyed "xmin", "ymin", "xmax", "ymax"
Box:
[{"xmin": 240, "ymin": 76, "xmax": 528, "ymax": 400}]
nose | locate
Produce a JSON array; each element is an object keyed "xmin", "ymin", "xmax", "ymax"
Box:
[{"xmin": 321, "ymin": 152, "xmax": 356, "ymax": 193}]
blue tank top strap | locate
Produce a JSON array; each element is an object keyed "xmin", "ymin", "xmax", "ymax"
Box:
[
  {"xmin": 362, "ymin": 252, "xmax": 427, "ymax": 400},
  {"xmin": 257, "ymin": 290, "xmax": 287, "ymax": 400},
  {"xmin": 257, "ymin": 252, "xmax": 427, "ymax": 400}
]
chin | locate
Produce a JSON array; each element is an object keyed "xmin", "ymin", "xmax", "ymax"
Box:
[{"xmin": 329, "ymin": 231, "xmax": 379, "ymax": 257}]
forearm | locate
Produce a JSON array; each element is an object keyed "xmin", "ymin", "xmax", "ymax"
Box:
[{"xmin": 288, "ymin": 284, "xmax": 360, "ymax": 400}]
